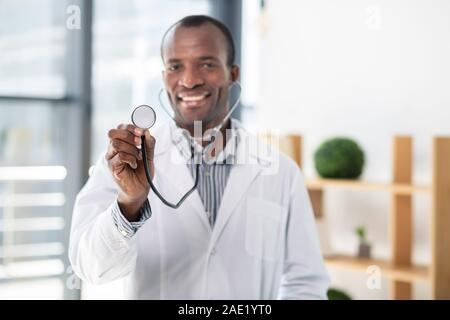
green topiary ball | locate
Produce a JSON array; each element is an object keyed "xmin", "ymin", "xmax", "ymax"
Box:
[
  {"xmin": 327, "ymin": 288, "xmax": 352, "ymax": 300},
  {"xmin": 314, "ymin": 137, "xmax": 365, "ymax": 179}
]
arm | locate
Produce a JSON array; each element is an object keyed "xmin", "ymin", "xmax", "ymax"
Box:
[
  {"xmin": 278, "ymin": 167, "xmax": 330, "ymax": 299},
  {"xmin": 69, "ymin": 124, "xmax": 155, "ymax": 285},
  {"xmin": 68, "ymin": 155, "xmax": 150, "ymax": 285}
]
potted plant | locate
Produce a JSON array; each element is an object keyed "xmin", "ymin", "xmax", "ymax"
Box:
[
  {"xmin": 314, "ymin": 137, "xmax": 365, "ymax": 179},
  {"xmin": 327, "ymin": 288, "xmax": 352, "ymax": 300},
  {"xmin": 356, "ymin": 226, "xmax": 371, "ymax": 258}
]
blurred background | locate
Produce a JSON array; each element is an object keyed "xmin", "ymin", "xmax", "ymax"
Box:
[{"xmin": 0, "ymin": 0, "xmax": 449, "ymax": 299}]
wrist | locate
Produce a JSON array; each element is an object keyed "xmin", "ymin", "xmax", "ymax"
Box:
[{"xmin": 117, "ymin": 194, "xmax": 147, "ymax": 222}]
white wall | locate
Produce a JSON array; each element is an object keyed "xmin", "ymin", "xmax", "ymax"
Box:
[{"xmin": 253, "ymin": 0, "xmax": 450, "ymax": 299}]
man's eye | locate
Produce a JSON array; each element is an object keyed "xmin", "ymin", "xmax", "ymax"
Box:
[
  {"xmin": 202, "ymin": 63, "xmax": 215, "ymax": 69},
  {"xmin": 167, "ymin": 65, "xmax": 179, "ymax": 72}
]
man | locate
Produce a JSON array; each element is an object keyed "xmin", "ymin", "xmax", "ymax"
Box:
[{"xmin": 69, "ymin": 15, "xmax": 329, "ymax": 299}]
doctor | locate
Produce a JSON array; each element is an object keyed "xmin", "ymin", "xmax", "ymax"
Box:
[{"xmin": 69, "ymin": 15, "xmax": 329, "ymax": 299}]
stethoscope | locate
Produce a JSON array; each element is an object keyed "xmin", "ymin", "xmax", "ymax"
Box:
[{"xmin": 131, "ymin": 81, "xmax": 241, "ymax": 209}]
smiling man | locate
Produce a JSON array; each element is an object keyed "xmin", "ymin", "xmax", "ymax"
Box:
[{"xmin": 69, "ymin": 15, "xmax": 329, "ymax": 300}]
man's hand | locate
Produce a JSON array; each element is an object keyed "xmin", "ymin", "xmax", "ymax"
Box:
[{"xmin": 106, "ymin": 124, "xmax": 156, "ymax": 222}]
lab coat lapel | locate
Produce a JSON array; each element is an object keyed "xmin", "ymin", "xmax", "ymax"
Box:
[
  {"xmin": 210, "ymin": 163, "xmax": 262, "ymax": 248},
  {"xmin": 209, "ymin": 126, "xmax": 268, "ymax": 248},
  {"xmin": 156, "ymin": 133, "xmax": 211, "ymax": 232}
]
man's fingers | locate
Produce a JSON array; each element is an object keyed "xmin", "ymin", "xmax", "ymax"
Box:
[
  {"xmin": 117, "ymin": 123, "xmax": 138, "ymax": 134},
  {"xmin": 110, "ymin": 139, "xmax": 141, "ymax": 158},
  {"xmin": 105, "ymin": 124, "xmax": 151, "ymax": 175},
  {"xmin": 108, "ymin": 127, "xmax": 141, "ymax": 147},
  {"xmin": 106, "ymin": 139, "xmax": 142, "ymax": 164},
  {"xmin": 105, "ymin": 147, "xmax": 118, "ymax": 161},
  {"xmin": 110, "ymin": 152, "xmax": 138, "ymax": 170}
]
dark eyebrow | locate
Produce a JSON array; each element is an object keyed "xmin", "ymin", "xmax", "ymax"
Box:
[
  {"xmin": 198, "ymin": 56, "xmax": 220, "ymax": 62},
  {"xmin": 166, "ymin": 58, "xmax": 181, "ymax": 64},
  {"xmin": 165, "ymin": 56, "xmax": 220, "ymax": 64}
]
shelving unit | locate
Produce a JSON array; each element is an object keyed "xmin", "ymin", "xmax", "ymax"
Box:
[
  {"xmin": 262, "ymin": 134, "xmax": 450, "ymax": 299},
  {"xmin": 324, "ymin": 255, "xmax": 429, "ymax": 284}
]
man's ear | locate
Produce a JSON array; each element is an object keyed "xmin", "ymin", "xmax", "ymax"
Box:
[{"xmin": 230, "ymin": 64, "xmax": 240, "ymax": 83}]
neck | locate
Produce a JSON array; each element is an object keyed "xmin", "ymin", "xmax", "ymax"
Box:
[
  {"xmin": 204, "ymin": 118, "xmax": 232, "ymax": 157},
  {"xmin": 178, "ymin": 107, "xmax": 231, "ymax": 148},
  {"xmin": 198, "ymin": 118, "xmax": 231, "ymax": 149},
  {"xmin": 178, "ymin": 118, "xmax": 232, "ymax": 158}
]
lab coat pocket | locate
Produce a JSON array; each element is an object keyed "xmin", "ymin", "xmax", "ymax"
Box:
[{"xmin": 245, "ymin": 197, "xmax": 283, "ymax": 261}]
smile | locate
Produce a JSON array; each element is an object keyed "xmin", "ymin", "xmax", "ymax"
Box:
[{"xmin": 177, "ymin": 91, "xmax": 211, "ymax": 102}]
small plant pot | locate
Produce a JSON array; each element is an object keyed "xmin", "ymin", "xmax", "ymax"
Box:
[{"xmin": 358, "ymin": 243, "xmax": 371, "ymax": 258}]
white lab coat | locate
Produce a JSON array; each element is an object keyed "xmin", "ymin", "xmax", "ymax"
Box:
[{"xmin": 69, "ymin": 120, "xmax": 330, "ymax": 299}]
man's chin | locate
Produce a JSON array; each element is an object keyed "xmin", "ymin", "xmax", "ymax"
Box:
[{"xmin": 177, "ymin": 109, "xmax": 212, "ymax": 125}]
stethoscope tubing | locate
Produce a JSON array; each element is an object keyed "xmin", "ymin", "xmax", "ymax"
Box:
[{"xmin": 140, "ymin": 135, "xmax": 200, "ymax": 209}]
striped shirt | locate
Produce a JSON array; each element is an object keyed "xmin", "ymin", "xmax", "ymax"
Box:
[
  {"xmin": 187, "ymin": 161, "xmax": 233, "ymax": 226},
  {"xmin": 111, "ymin": 120, "xmax": 239, "ymax": 238},
  {"xmin": 112, "ymin": 199, "xmax": 152, "ymax": 238}
]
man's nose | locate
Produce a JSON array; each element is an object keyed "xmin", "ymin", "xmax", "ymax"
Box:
[{"xmin": 178, "ymin": 67, "xmax": 204, "ymax": 89}]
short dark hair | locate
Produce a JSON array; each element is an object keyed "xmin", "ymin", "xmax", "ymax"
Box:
[{"xmin": 161, "ymin": 15, "xmax": 235, "ymax": 67}]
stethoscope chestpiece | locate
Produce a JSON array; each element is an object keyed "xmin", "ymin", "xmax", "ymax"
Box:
[{"xmin": 131, "ymin": 105, "xmax": 156, "ymax": 129}]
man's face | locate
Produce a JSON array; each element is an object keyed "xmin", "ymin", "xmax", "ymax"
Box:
[{"xmin": 161, "ymin": 23, "xmax": 239, "ymax": 129}]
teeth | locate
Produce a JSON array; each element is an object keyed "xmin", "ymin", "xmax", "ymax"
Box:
[{"xmin": 181, "ymin": 95, "xmax": 206, "ymax": 102}]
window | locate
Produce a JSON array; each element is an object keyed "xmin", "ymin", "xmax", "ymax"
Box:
[
  {"xmin": 0, "ymin": 101, "xmax": 70, "ymax": 299},
  {"xmin": 0, "ymin": 0, "xmax": 67, "ymax": 98},
  {"xmin": 0, "ymin": 0, "xmax": 79, "ymax": 299}
]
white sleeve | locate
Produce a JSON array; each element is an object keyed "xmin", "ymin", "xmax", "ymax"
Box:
[
  {"xmin": 68, "ymin": 154, "xmax": 140, "ymax": 285},
  {"xmin": 278, "ymin": 167, "xmax": 330, "ymax": 299}
]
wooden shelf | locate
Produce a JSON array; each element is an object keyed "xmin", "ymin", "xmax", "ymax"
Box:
[
  {"xmin": 262, "ymin": 133, "xmax": 450, "ymax": 299},
  {"xmin": 325, "ymin": 255, "xmax": 429, "ymax": 283},
  {"xmin": 306, "ymin": 178, "xmax": 431, "ymax": 195}
]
